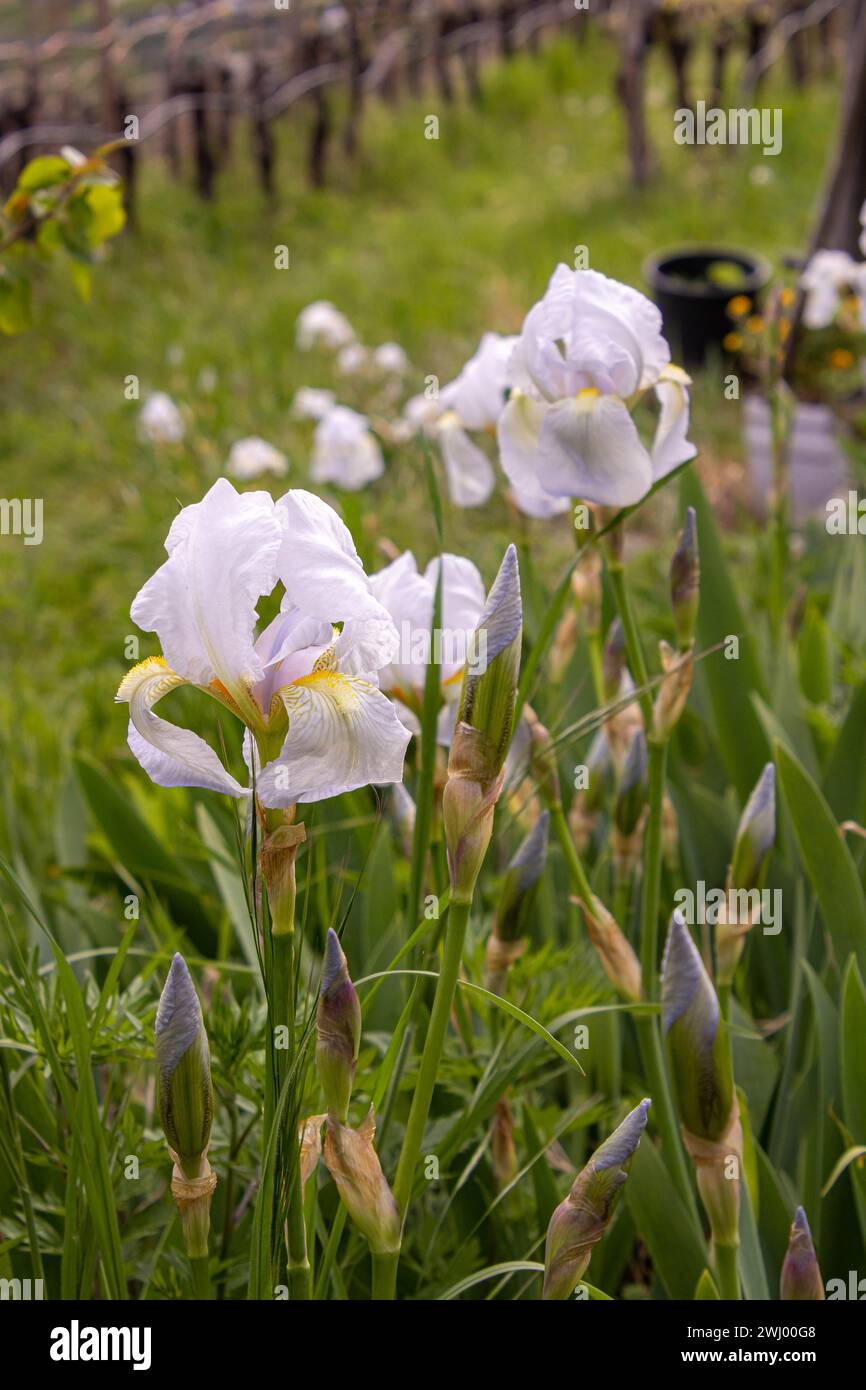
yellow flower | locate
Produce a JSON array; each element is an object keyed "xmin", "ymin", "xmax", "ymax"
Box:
[
  {"xmin": 723, "ymin": 332, "xmax": 743, "ymax": 352},
  {"xmin": 779, "ymin": 320, "xmax": 791, "ymax": 344},
  {"xmin": 829, "ymin": 348, "xmax": 854, "ymax": 369},
  {"xmin": 746, "ymin": 316, "xmax": 765, "ymax": 335},
  {"xmin": 726, "ymin": 295, "xmax": 752, "ymax": 319},
  {"xmin": 779, "ymin": 288, "xmax": 796, "ymax": 307}
]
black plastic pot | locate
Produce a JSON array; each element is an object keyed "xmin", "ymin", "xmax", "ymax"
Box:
[{"xmin": 643, "ymin": 246, "xmax": 772, "ymax": 367}]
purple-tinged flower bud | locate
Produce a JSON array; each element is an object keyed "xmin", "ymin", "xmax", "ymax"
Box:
[
  {"xmin": 156, "ymin": 953, "xmax": 213, "ymax": 1181},
  {"xmin": 323, "ymin": 1107, "xmax": 401, "ymax": 1256},
  {"xmin": 486, "ymin": 811, "xmax": 549, "ymax": 993},
  {"xmin": 662, "ymin": 913, "xmax": 741, "ymax": 1253},
  {"xmin": 662, "ymin": 912, "xmax": 733, "ymax": 1142},
  {"xmin": 614, "ymin": 728, "xmax": 648, "ymax": 838},
  {"xmin": 155, "ymin": 954, "xmax": 216, "ymax": 1259},
  {"xmin": 316, "ymin": 929, "xmax": 362, "ymax": 1123},
  {"xmin": 543, "ymin": 1099, "xmax": 651, "ymax": 1300},
  {"xmin": 730, "ymin": 763, "xmax": 775, "ymax": 892},
  {"xmin": 670, "ymin": 506, "xmax": 700, "ymax": 651},
  {"xmin": 780, "ymin": 1207, "xmax": 825, "ymax": 1300},
  {"xmin": 444, "ymin": 545, "xmax": 522, "ymax": 902}
]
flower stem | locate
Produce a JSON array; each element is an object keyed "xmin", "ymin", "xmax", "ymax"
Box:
[
  {"xmin": 715, "ymin": 1242, "xmax": 741, "ymax": 1300},
  {"xmin": 549, "ymin": 803, "xmax": 594, "ymax": 907},
  {"xmin": 371, "ymin": 1251, "xmax": 398, "ymax": 1300},
  {"xmin": 393, "ymin": 896, "xmax": 472, "ymax": 1218},
  {"xmin": 190, "ymin": 1255, "xmax": 213, "ymax": 1300},
  {"xmin": 640, "ymin": 739, "xmax": 668, "ymax": 998}
]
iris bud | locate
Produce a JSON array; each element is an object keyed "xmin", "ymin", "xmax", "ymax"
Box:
[
  {"xmin": 730, "ymin": 763, "xmax": 776, "ymax": 892},
  {"xmin": 316, "ymin": 929, "xmax": 362, "ymax": 1124},
  {"xmin": 155, "ymin": 953, "xmax": 216, "ymax": 1259},
  {"xmin": 780, "ymin": 1207, "xmax": 825, "ymax": 1301},
  {"xmin": 156, "ymin": 953, "xmax": 213, "ymax": 1181},
  {"xmin": 543, "ymin": 1099, "xmax": 650, "ymax": 1300},
  {"xmin": 670, "ymin": 506, "xmax": 700, "ymax": 651},
  {"xmin": 443, "ymin": 545, "xmax": 522, "ymax": 903}
]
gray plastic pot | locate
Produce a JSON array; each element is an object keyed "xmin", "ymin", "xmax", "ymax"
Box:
[{"xmin": 743, "ymin": 392, "xmax": 849, "ymax": 519}]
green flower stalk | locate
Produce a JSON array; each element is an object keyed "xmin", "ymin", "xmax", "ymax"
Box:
[
  {"xmin": 316, "ymin": 929, "xmax": 361, "ymax": 1124},
  {"xmin": 155, "ymin": 954, "xmax": 216, "ymax": 1283},
  {"xmin": 662, "ymin": 912, "xmax": 742, "ymax": 1295},
  {"xmin": 718, "ymin": 763, "xmax": 776, "ymax": 986},
  {"xmin": 485, "ymin": 810, "xmax": 549, "ymax": 994},
  {"xmin": 443, "ymin": 543, "xmax": 522, "ymax": 903},
  {"xmin": 670, "ymin": 506, "xmax": 700, "ymax": 651},
  {"xmin": 780, "ymin": 1207, "xmax": 825, "ymax": 1301},
  {"xmin": 542, "ymin": 1099, "xmax": 650, "ymax": 1300}
]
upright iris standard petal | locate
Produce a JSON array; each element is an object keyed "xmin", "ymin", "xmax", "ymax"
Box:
[
  {"xmin": 130, "ymin": 478, "xmax": 282, "ymax": 698},
  {"xmin": 662, "ymin": 911, "xmax": 733, "ymax": 1142},
  {"xmin": 543, "ymin": 1099, "xmax": 650, "ymax": 1300},
  {"xmin": 275, "ymin": 489, "xmax": 391, "ymax": 625}
]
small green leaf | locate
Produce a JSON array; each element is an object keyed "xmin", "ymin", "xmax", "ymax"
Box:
[{"xmin": 17, "ymin": 154, "xmax": 70, "ymax": 192}]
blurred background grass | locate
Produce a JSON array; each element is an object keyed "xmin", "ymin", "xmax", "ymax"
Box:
[{"xmin": 0, "ymin": 31, "xmax": 839, "ymax": 754}]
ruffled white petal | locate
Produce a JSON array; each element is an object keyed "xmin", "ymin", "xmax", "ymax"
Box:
[
  {"xmin": 256, "ymin": 672, "xmax": 411, "ymax": 806},
  {"xmin": 117, "ymin": 656, "xmax": 248, "ymax": 797},
  {"xmin": 130, "ymin": 478, "xmax": 282, "ymax": 692},
  {"xmin": 537, "ymin": 392, "xmax": 653, "ymax": 506},
  {"xmin": 276, "ymin": 489, "xmax": 389, "ymax": 625}
]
